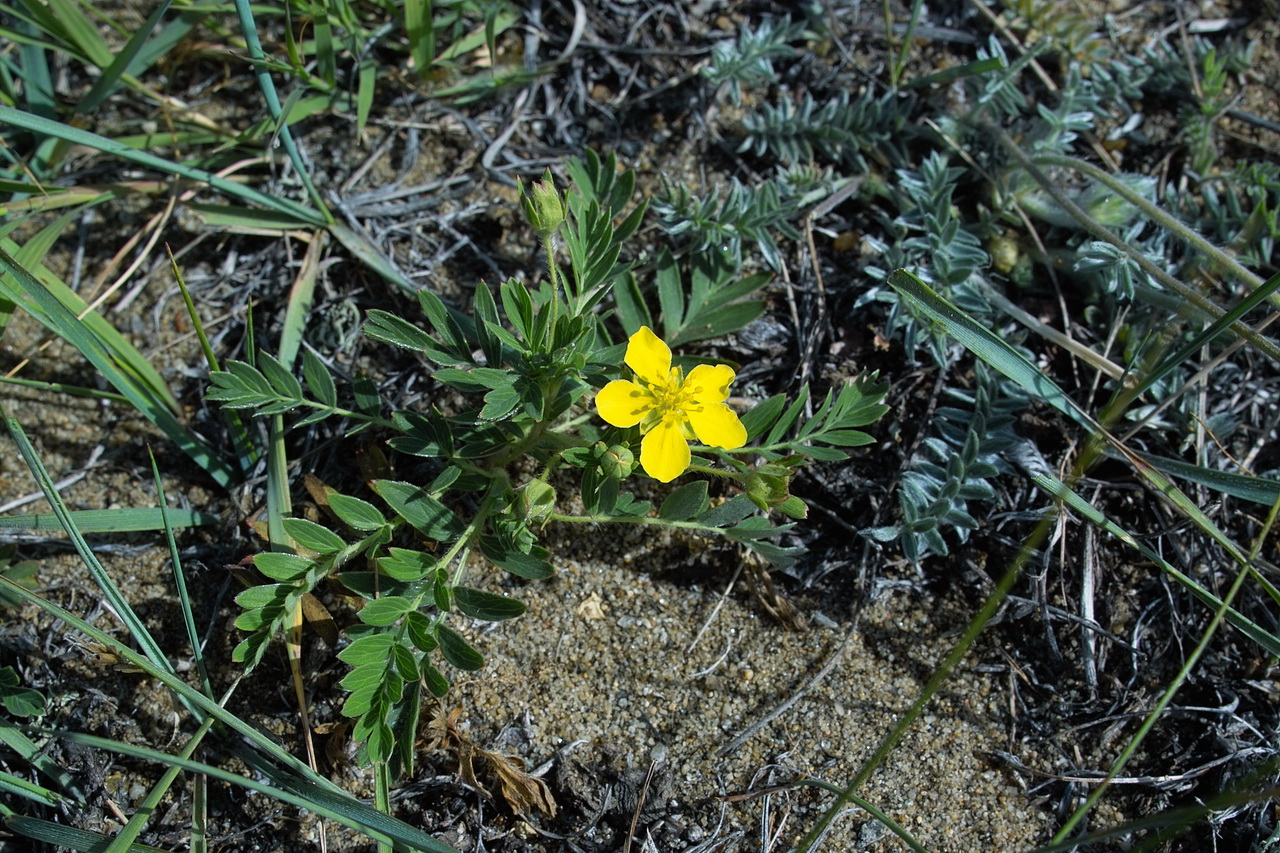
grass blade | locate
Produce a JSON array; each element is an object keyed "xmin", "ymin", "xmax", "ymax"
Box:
[
  {"xmin": 6, "ymin": 815, "xmax": 169, "ymax": 852},
  {"xmin": 0, "ymin": 769, "xmax": 64, "ymax": 808},
  {"xmin": 76, "ymin": 0, "xmax": 174, "ymax": 114},
  {"xmin": 149, "ymin": 448, "xmax": 214, "ymax": 699},
  {"xmin": 405, "ymin": 0, "xmax": 435, "ymax": 73},
  {"xmin": 1128, "ymin": 450, "xmax": 1280, "ymax": 505},
  {"xmin": 41, "ymin": 0, "xmax": 112, "ymax": 67},
  {"xmin": 1125, "ymin": 269, "xmax": 1280, "ymax": 404},
  {"xmin": 48, "ymin": 728, "xmax": 463, "ymax": 853},
  {"xmin": 229, "ymin": 0, "xmax": 331, "ymax": 219},
  {"xmin": 0, "ymin": 578, "xmax": 460, "ymax": 852},
  {"xmin": 2, "ymin": 409, "xmax": 173, "ymax": 674},
  {"xmin": 1036, "ymin": 472, "xmax": 1280, "ymax": 657},
  {"xmin": 1, "ymin": 233, "xmax": 178, "ymax": 413},
  {"xmin": 0, "ymin": 246, "xmax": 236, "ymax": 488},
  {"xmin": 104, "ymin": 715, "xmax": 218, "ymax": 853},
  {"xmin": 329, "ymin": 222, "xmax": 417, "ymax": 294},
  {"xmin": 0, "ymin": 716, "xmax": 80, "ymax": 798},
  {"xmin": 0, "ymin": 106, "xmax": 326, "ymax": 225},
  {"xmin": 890, "ymin": 268, "xmax": 1094, "ymax": 428},
  {"xmin": 0, "ymin": 508, "xmax": 218, "ymax": 533},
  {"xmin": 891, "ymin": 269, "xmax": 1279, "ymax": 653}
]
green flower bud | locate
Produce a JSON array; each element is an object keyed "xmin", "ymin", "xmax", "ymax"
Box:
[
  {"xmin": 520, "ymin": 169, "xmax": 566, "ymax": 238},
  {"xmin": 744, "ymin": 462, "xmax": 805, "ymax": 518},
  {"xmin": 746, "ymin": 466, "xmax": 789, "ymax": 510},
  {"xmin": 599, "ymin": 443, "xmax": 636, "ymax": 479},
  {"xmin": 521, "ymin": 481, "xmax": 557, "ymax": 521}
]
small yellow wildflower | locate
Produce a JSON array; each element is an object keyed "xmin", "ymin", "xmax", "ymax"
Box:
[{"xmin": 595, "ymin": 326, "xmax": 747, "ymax": 482}]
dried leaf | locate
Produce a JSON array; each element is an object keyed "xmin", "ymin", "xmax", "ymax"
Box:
[
  {"xmin": 575, "ymin": 591, "xmax": 606, "ymax": 621},
  {"xmin": 455, "ymin": 740, "xmax": 487, "ymax": 796},
  {"xmin": 423, "ymin": 703, "xmax": 556, "ymax": 816},
  {"xmin": 301, "ymin": 593, "xmax": 339, "ymax": 646},
  {"xmin": 79, "ymin": 641, "xmax": 145, "ymax": 673},
  {"xmin": 481, "ymin": 747, "xmax": 557, "ymax": 817},
  {"xmin": 316, "ymin": 720, "xmax": 351, "ymax": 768},
  {"xmin": 303, "ymin": 473, "xmax": 335, "ymax": 509}
]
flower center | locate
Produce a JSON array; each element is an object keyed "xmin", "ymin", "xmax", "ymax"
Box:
[{"xmin": 648, "ymin": 368, "xmax": 700, "ymax": 418}]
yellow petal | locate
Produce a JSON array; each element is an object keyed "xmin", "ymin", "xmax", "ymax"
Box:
[
  {"xmin": 625, "ymin": 326, "xmax": 672, "ymax": 386},
  {"xmin": 640, "ymin": 416, "xmax": 691, "ymax": 482},
  {"xmin": 687, "ymin": 403, "xmax": 747, "ymax": 450},
  {"xmin": 684, "ymin": 364, "xmax": 736, "ymax": 404},
  {"xmin": 595, "ymin": 379, "xmax": 653, "ymax": 428}
]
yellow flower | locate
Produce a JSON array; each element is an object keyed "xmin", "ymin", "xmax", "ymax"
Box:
[{"xmin": 595, "ymin": 326, "xmax": 747, "ymax": 482}]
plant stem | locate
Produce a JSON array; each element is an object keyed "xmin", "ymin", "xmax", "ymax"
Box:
[{"xmin": 544, "ymin": 235, "xmax": 562, "ymax": 332}]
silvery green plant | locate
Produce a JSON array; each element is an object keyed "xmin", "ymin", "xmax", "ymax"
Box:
[
  {"xmin": 701, "ymin": 14, "xmax": 811, "ymax": 105},
  {"xmin": 863, "ymin": 365, "xmax": 1025, "ymax": 562},
  {"xmin": 738, "ymin": 88, "xmax": 912, "ymax": 172},
  {"xmin": 205, "ymin": 150, "xmax": 889, "ymax": 771}
]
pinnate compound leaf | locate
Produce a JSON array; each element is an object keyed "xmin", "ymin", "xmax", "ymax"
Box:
[
  {"xmin": 234, "ymin": 605, "xmax": 279, "ymax": 632},
  {"xmin": 433, "ymin": 366, "xmax": 514, "ymax": 392},
  {"xmin": 454, "ymin": 587, "xmax": 525, "ymax": 621},
  {"xmin": 422, "ymin": 659, "xmax": 449, "ymax": 697},
  {"xmin": 206, "ymin": 361, "xmax": 272, "ymax": 407},
  {"xmin": 417, "ymin": 290, "xmax": 471, "ymax": 357},
  {"xmin": 234, "ymin": 584, "xmax": 290, "ymax": 611},
  {"xmin": 377, "ymin": 547, "xmax": 438, "ymax": 582},
  {"xmin": 481, "ymin": 383, "xmax": 521, "ymax": 421},
  {"xmin": 437, "ymin": 625, "xmax": 484, "ymax": 671},
  {"xmin": 225, "ymin": 360, "xmax": 273, "ymax": 395},
  {"xmin": 341, "ymin": 664, "xmax": 384, "ymax": 693},
  {"xmin": 795, "ymin": 445, "xmax": 850, "ymax": 461},
  {"xmin": 0, "ymin": 666, "xmax": 44, "ymax": 716},
  {"xmin": 433, "ymin": 573, "xmax": 452, "ymax": 611},
  {"xmin": 338, "ymin": 633, "xmax": 398, "ymax": 667},
  {"xmin": 500, "ymin": 278, "xmax": 534, "ymax": 342},
  {"xmin": 301, "ymin": 349, "xmax": 338, "ymax": 407},
  {"xmin": 818, "ymin": 428, "xmax": 877, "ymax": 447},
  {"xmin": 392, "ymin": 643, "xmax": 420, "ymax": 682},
  {"xmin": 765, "ymin": 386, "xmax": 810, "ymax": 445},
  {"xmin": 353, "ymin": 374, "xmax": 381, "ymax": 417},
  {"xmin": 697, "ymin": 494, "xmax": 758, "ymax": 528},
  {"xmin": 373, "ymin": 480, "xmax": 464, "ymax": 542},
  {"xmin": 659, "ymin": 480, "xmax": 710, "ymax": 521},
  {"xmin": 359, "ymin": 596, "xmax": 415, "ymax": 626},
  {"xmin": 328, "ymin": 493, "xmax": 387, "ymax": 531},
  {"xmin": 740, "ymin": 394, "xmax": 787, "ymax": 440},
  {"xmin": 472, "ymin": 281, "xmax": 502, "ymax": 366},
  {"xmin": 404, "ymin": 611, "xmax": 438, "ymax": 653},
  {"xmin": 364, "ymin": 309, "xmax": 438, "ymax": 351},
  {"xmin": 479, "ymin": 535, "xmax": 554, "ymax": 579},
  {"xmin": 389, "ymin": 411, "xmax": 454, "ymax": 458},
  {"xmin": 253, "ymin": 552, "xmax": 314, "ymax": 582},
  {"xmin": 257, "ymin": 352, "xmax": 303, "ymax": 399},
  {"xmin": 283, "ymin": 518, "xmax": 346, "ymax": 554}
]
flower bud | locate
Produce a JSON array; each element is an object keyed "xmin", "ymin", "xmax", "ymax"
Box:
[
  {"xmin": 746, "ymin": 465, "xmax": 790, "ymax": 510},
  {"xmin": 520, "ymin": 169, "xmax": 566, "ymax": 238},
  {"xmin": 744, "ymin": 461, "xmax": 806, "ymax": 518},
  {"xmin": 521, "ymin": 481, "xmax": 557, "ymax": 521},
  {"xmin": 599, "ymin": 443, "xmax": 636, "ymax": 479}
]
